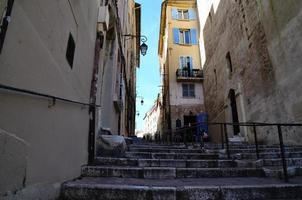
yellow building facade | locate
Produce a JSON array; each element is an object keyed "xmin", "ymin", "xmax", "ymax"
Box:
[{"xmin": 159, "ymin": 0, "xmax": 204, "ymax": 139}]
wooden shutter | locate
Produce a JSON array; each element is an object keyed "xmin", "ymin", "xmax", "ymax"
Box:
[
  {"xmin": 189, "ymin": 9, "xmax": 196, "ymax": 20},
  {"xmin": 190, "ymin": 29, "xmax": 197, "ymax": 45},
  {"xmin": 172, "ymin": 8, "xmax": 178, "ymax": 19},
  {"xmin": 173, "ymin": 28, "xmax": 179, "ymax": 44}
]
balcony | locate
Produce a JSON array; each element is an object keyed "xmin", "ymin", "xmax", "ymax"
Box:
[{"xmin": 176, "ymin": 68, "xmax": 203, "ymax": 82}]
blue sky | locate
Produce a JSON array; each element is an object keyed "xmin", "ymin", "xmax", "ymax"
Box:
[{"xmin": 135, "ymin": 0, "xmax": 162, "ymax": 131}]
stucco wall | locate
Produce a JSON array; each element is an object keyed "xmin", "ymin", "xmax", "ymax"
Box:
[
  {"xmin": 167, "ymin": 5, "xmax": 204, "ymax": 107},
  {"xmin": 0, "ymin": 0, "xmax": 99, "ymax": 197},
  {"xmin": 159, "ymin": 1, "xmax": 205, "ymax": 133}
]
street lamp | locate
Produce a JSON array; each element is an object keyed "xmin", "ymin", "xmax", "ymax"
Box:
[
  {"xmin": 140, "ymin": 42, "xmax": 148, "ymax": 56},
  {"xmin": 123, "ymin": 34, "xmax": 148, "ymax": 56},
  {"xmin": 137, "ymin": 96, "xmax": 144, "ymax": 106}
]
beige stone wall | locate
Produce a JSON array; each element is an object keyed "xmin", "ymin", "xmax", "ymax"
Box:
[
  {"xmin": 200, "ymin": 0, "xmax": 302, "ymax": 144},
  {"xmin": 0, "ymin": 0, "xmax": 99, "ymax": 197}
]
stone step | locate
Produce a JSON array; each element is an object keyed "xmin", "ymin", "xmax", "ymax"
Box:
[
  {"xmin": 263, "ymin": 166, "xmax": 302, "ymax": 179},
  {"xmin": 125, "ymin": 152, "xmax": 220, "ymax": 160},
  {"xmin": 61, "ymin": 177, "xmax": 302, "ymax": 200},
  {"xmin": 128, "ymin": 148, "xmax": 205, "ymax": 153},
  {"xmin": 263, "ymin": 158, "xmax": 302, "ymax": 167},
  {"xmin": 81, "ymin": 166, "xmax": 264, "ymax": 179},
  {"xmin": 228, "ymin": 147, "xmax": 302, "ymax": 154},
  {"xmin": 204, "ymin": 144, "xmax": 302, "ymax": 150},
  {"xmin": 237, "ymin": 152, "xmax": 302, "ymax": 159},
  {"xmin": 94, "ymin": 157, "xmax": 236, "ymax": 168},
  {"xmin": 129, "ymin": 144, "xmax": 188, "ymax": 149},
  {"xmin": 129, "ymin": 147, "xmax": 302, "ymax": 154}
]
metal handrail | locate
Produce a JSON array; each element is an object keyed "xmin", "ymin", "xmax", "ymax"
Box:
[
  {"xmin": 0, "ymin": 83, "xmax": 101, "ymax": 108},
  {"xmin": 157, "ymin": 120, "xmax": 302, "ymax": 183}
]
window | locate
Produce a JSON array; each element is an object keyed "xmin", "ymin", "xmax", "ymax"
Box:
[
  {"xmin": 172, "ymin": 8, "xmax": 196, "ymax": 20},
  {"xmin": 179, "ymin": 29, "xmax": 190, "ymax": 44},
  {"xmin": 179, "ymin": 56, "xmax": 192, "ymax": 69},
  {"xmin": 182, "ymin": 84, "xmax": 195, "ymax": 98},
  {"xmin": 226, "ymin": 52, "xmax": 233, "ymax": 74},
  {"xmin": 178, "ymin": 9, "xmax": 189, "ymax": 20},
  {"xmin": 176, "ymin": 119, "xmax": 182, "ymax": 128},
  {"xmin": 214, "ymin": 69, "xmax": 217, "ymax": 88},
  {"xmin": 66, "ymin": 33, "xmax": 76, "ymax": 68},
  {"xmin": 173, "ymin": 28, "xmax": 197, "ymax": 45}
]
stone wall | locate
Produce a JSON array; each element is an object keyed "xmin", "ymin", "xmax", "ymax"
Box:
[{"xmin": 202, "ymin": 0, "xmax": 302, "ymax": 144}]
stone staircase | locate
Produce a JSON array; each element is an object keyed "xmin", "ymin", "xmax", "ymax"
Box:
[{"xmin": 60, "ymin": 143, "xmax": 302, "ymax": 200}]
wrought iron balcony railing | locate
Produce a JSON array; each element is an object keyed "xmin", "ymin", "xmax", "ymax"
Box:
[{"xmin": 176, "ymin": 68, "xmax": 203, "ymax": 82}]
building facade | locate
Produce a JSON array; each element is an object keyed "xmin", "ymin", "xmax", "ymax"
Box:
[
  {"xmin": 197, "ymin": 0, "xmax": 302, "ymax": 144},
  {"xmin": 0, "ymin": 0, "xmax": 140, "ymax": 199},
  {"xmin": 159, "ymin": 0, "xmax": 205, "ymax": 140},
  {"xmin": 97, "ymin": 0, "xmax": 140, "ymax": 137},
  {"xmin": 143, "ymin": 94, "xmax": 162, "ymax": 139}
]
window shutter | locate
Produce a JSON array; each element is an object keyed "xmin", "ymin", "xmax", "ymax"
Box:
[
  {"xmin": 189, "ymin": 57, "xmax": 193, "ymax": 69},
  {"xmin": 179, "ymin": 56, "xmax": 183, "ymax": 69},
  {"xmin": 190, "ymin": 29, "xmax": 197, "ymax": 45},
  {"xmin": 172, "ymin": 8, "xmax": 178, "ymax": 19},
  {"xmin": 189, "ymin": 9, "xmax": 196, "ymax": 20},
  {"xmin": 179, "ymin": 56, "xmax": 184, "ymax": 69},
  {"xmin": 173, "ymin": 28, "xmax": 179, "ymax": 44}
]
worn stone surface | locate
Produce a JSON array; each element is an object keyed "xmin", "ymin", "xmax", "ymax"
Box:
[
  {"xmin": 61, "ymin": 177, "xmax": 302, "ymax": 200},
  {"xmin": 1, "ymin": 182, "xmax": 61, "ymax": 200},
  {"xmin": 61, "ymin": 142, "xmax": 302, "ymax": 199},
  {"xmin": 96, "ymin": 135, "xmax": 127, "ymax": 157},
  {"xmin": 0, "ymin": 129, "xmax": 28, "ymax": 196}
]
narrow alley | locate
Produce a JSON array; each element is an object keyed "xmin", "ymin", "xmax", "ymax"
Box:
[{"xmin": 1, "ymin": 0, "xmax": 302, "ymax": 200}]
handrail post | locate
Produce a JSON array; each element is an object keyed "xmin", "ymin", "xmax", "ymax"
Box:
[
  {"xmin": 224, "ymin": 124, "xmax": 230, "ymax": 159},
  {"xmin": 277, "ymin": 125, "xmax": 288, "ymax": 182},
  {"xmin": 253, "ymin": 124, "xmax": 260, "ymax": 159},
  {"xmin": 220, "ymin": 124, "xmax": 224, "ymax": 149},
  {"xmin": 184, "ymin": 129, "xmax": 187, "ymax": 146}
]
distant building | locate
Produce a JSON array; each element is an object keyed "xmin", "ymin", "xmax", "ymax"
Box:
[
  {"xmin": 143, "ymin": 94, "xmax": 162, "ymax": 139},
  {"xmin": 158, "ymin": 0, "xmax": 205, "ymax": 141},
  {"xmin": 197, "ymin": 0, "xmax": 302, "ymax": 144}
]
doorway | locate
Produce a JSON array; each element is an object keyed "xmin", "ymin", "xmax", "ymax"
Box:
[
  {"xmin": 229, "ymin": 89, "xmax": 240, "ymax": 135},
  {"xmin": 184, "ymin": 115, "xmax": 197, "ymax": 142}
]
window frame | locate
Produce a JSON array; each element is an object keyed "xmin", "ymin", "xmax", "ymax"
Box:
[
  {"xmin": 179, "ymin": 56, "xmax": 193, "ymax": 69},
  {"xmin": 182, "ymin": 83, "xmax": 195, "ymax": 98},
  {"xmin": 177, "ymin": 9, "xmax": 189, "ymax": 20},
  {"xmin": 179, "ymin": 29, "xmax": 191, "ymax": 45}
]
